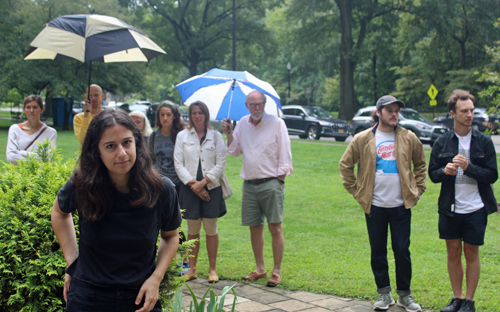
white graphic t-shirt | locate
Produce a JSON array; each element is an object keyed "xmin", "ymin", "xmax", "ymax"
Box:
[
  {"xmin": 454, "ymin": 131, "xmax": 483, "ymax": 214},
  {"xmin": 372, "ymin": 130, "xmax": 404, "ymax": 208}
]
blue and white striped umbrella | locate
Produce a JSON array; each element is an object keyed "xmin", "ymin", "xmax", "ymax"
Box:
[
  {"xmin": 176, "ymin": 68, "xmax": 282, "ymax": 121},
  {"xmin": 25, "ymin": 14, "xmax": 165, "ymax": 63}
]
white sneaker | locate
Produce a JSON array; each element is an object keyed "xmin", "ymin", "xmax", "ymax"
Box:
[
  {"xmin": 373, "ymin": 292, "xmax": 395, "ymax": 310},
  {"xmin": 397, "ymin": 295, "xmax": 422, "ymax": 312}
]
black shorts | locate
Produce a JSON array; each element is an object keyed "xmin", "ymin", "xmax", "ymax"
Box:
[
  {"xmin": 66, "ymin": 279, "xmax": 162, "ymax": 312},
  {"xmin": 438, "ymin": 207, "xmax": 488, "ymax": 246}
]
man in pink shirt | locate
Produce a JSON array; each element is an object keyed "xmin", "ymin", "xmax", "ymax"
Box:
[{"xmin": 222, "ymin": 90, "xmax": 292, "ymax": 287}]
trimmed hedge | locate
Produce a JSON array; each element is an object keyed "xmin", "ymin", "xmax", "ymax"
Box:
[
  {"xmin": 0, "ymin": 141, "xmax": 186, "ymax": 311},
  {"xmin": 0, "ymin": 144, "xmax": 75, "ymax": 311}
]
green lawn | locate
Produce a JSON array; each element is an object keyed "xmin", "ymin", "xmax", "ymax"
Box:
[
  {"xmin": 198, "ymin": 142, "xmax": 500, "ymax": 312},
  {"xmin": 0, "ymin": 123, "xmax": 499, "ymax": 311}
]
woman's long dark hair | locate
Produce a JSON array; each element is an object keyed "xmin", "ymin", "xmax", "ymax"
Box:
[
  {"xmin": 72, "ymin": 109, "xmax": 164, "ymax": 222},
  {"xmin": 155, "ymin": 101, "xmax": 185, "ymax": 144}
]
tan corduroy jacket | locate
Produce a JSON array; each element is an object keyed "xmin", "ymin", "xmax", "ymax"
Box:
[{"xmin": 339, "ymin": 125, "xmax": 427, "ymax": 214}]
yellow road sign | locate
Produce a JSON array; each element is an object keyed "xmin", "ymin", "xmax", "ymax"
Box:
[
  {"xmin": 428, "ymin": 84, "xmax": 438, "ymax": 100},
  {"xmin": 430, "ymin": 100, "xmax": 437, "ymax": 106}
]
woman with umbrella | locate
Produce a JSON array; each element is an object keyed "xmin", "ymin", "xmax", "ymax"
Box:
[
  {"xmin": 6, "ymin": 94, "xmax": 57, "ymax": 164},
  {"xmin": 51, "ymin": 109, "xmax": 181, "ymax": 312},
  {"xmin": 174, "ymin": 101, "xmax": 227, "ymax": 283}
]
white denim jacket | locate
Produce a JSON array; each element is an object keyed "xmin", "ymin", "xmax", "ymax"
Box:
[{"xmin": 174, "ymin": 127, "xmax": 226, "ymax": 189}]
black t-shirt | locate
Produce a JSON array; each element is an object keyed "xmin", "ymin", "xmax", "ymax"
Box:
[{"xmin": 57, "ymin": 177, "xmax": 182, "ymax": 288}]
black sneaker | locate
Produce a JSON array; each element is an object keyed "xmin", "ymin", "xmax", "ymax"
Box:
[
  {"xmin": 441, "ymin": 298, "xmax": 464, "ymax": 312},
  {"xmin": 457, "ymin": 299, "xmax": 475, "ymax": 312}
]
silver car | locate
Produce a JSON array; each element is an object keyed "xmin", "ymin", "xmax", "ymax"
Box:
[{"xmin": 350, "ymin": 106, "xmax": 448, "ymax": 147}]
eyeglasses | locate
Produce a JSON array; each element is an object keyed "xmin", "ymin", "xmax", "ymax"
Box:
[{"xmin": 248, "ymin": 103, "xmax": 265, "ymax": 108}]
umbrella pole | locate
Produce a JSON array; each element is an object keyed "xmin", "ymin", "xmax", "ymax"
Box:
[
  {"xmin": 227, "ymin": 79, "xmax": 236, "ymax": 119},
  {"xmin": 86, "ymin": 61, "xmax": 92, "ymax": 112}
]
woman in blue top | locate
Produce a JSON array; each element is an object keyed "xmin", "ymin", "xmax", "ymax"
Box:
[{"xmin": 51, "ymin": 109, "xmax": 181, "ymax": 312}]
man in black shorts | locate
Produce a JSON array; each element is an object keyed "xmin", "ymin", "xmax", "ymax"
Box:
[{"xmin": 429, "ymin": 89, "xmax": 498, "ymax": 312}]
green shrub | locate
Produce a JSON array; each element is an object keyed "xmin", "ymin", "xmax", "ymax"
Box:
[
  {"xmin": 0, "ymin": 140, "xmax": 188, "ymax": 311},
  {"xmin": 160, "ymin": 233, "xmax": 196, "ymax": 310},
  {"xmin": 0, "ymin": 142, "xmax": 75, "ymax": 311}
]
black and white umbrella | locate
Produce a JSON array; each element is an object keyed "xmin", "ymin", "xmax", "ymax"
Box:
[
  {"xmin": 25, "ymin": 14, "xmax": 165, "ymax": 62},
  {"xmin": 25, "ymin": 14, "xmax": 166, "ymax": 97}
]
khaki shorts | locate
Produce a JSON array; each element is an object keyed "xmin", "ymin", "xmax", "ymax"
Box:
[{"xmin": 241, "ymin": 179, "xmax": 284, "ymax": 226}]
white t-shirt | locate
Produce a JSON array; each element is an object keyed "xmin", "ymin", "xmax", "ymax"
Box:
[
  {"xmin": 6, "ymin": 123, "xmax": 57, "ymax": 165},
  {"xmin": 372, "ymin": 130, "xmax": 404, "ymax": 208},
  {"xmin": 454, "ymin": 131, "xmax": 483, "ymax": 214}
]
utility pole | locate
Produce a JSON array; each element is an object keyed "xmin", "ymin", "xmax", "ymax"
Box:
[
  {"xmin": 287, "ymin": 63, "xmax": 291, "ymax": 104},
  {"xmin": 232, "ymin": 0, "xmax": 236, "ymax": 70}
]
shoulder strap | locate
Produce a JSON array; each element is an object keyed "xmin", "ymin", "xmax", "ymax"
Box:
[
  {"xmin": 151, "ymin": 130, "xmax": 157, "ymax": 163},
  {"xmin": 24, "ymin": 125, "xmax": 47, "ymax": 151}
]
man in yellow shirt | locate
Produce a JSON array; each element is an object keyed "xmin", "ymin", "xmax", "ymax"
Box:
[{"xmin": 74, "ymin": 84, "xmax": 105, "ymax": 144}]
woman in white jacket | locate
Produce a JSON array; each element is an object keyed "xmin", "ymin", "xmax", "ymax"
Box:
[{"xmin": 174, "ymin": 101, "xmax": 226, "ymax": 284}]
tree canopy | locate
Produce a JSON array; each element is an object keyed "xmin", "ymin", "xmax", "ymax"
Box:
[{"xmin": 2, "ymin": 0, "xmax": 500, "ymax": 120}]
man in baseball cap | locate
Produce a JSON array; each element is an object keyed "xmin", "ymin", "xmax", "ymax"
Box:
[
  {"xmin": 376, "ymin": 95, "xmax": 405, "ymax": 111},
  {"xmin": 340, "ymin": 94, "xmax": 426, "ymax": 311}
]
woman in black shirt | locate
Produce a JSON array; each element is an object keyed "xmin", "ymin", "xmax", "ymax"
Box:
[
  {"xmin": 149, "ymin": 102, "xmax": 186, "ymax": 194},
  {"xmin": 51, "ymin": 109, "xmax": 181, "ymax": 312}
]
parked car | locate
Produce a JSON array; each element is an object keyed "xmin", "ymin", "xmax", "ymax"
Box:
[
  {"xmin": 72, "ymin": 101, "xmax": 84, "ymax": 115},
  {"xmin": 146, "ymin": 103, "xmax": 189, "ymax": 126},
  {"xmin": 433, "ymin": 108, "xmax": 500, "ymax": 133},
  {"xmin": 118, "ymin": 103, "xmax": 149, "ymax": 114},
  {"xmin": 281, "ymin": 105, "xmax": 350, "ymax": 141},
  {"xmin": 350, "ymin": 106, "xmax": 448, "ymax": 147},
  {"xmin": 133, "ymin": 100, "xmax": 151, "ymax": 106},
  {"xmin": 106, "ymin": 101, "xmax": 118, "ymax": 109}
]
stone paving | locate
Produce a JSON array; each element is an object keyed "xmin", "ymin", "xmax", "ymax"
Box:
[{"xmin": 179, "ymin": 278, "xmax": 434, "ymax": 312}]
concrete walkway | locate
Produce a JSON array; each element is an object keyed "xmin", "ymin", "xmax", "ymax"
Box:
[{"xmin": 179, "ymin": 278, "xmax": 434, "ymax": 312}]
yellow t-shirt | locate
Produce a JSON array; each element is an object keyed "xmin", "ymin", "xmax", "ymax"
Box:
[{"xmin": 73, "ymin": 112, "xmax": 95, "ymax": 144}]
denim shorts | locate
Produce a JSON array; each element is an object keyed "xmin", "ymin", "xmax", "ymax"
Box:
[
  {"xmin": 439, "ymin": 207, "xmax": 488, "ymax": 246},
  {"xmin": 66, "ymin": 278, "xmax": 162, "ymax": 312}
]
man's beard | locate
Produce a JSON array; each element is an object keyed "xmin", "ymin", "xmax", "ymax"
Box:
[
  {"xmin": 380, "ymin": 115, "xmax": 397, "ymax": 128},
  {"xmin": 251, "ymin": 111, "xmax": 263, "ymax": 120}
]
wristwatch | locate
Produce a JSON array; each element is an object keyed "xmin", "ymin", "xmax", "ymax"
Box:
[{"xmin": 277, "ymin": 178, "xmax": 285, "ymax": 184}]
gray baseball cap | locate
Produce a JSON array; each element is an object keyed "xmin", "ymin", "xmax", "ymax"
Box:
[{"xmin": 376, "ymin": 95, "xmax": 405, "ymax": 111}]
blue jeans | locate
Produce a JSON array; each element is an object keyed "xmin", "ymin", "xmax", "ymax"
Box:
[
  {"xmin": 66, "ymin": 278, "xmax": 162, "ymax": 312},
  {"xmin": 365, "ymin": 205, "xmax": 412, "ymax": 295}
]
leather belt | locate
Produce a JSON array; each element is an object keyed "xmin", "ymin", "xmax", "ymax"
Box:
[{"xmin": 245, "ymin": 177, "xmax": 276, "ymax": 185}]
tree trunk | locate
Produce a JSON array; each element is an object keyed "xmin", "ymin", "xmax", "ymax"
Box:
[
  {"xmin": 335, "ymin": 0, "xmax": 356, "ymax": 121},
  {"xmin": 189, "ymin": 50, "xmax": 200, "ymax": 76},
  {"xmin": 372, "ymin": 53, "xmax": 377, "ymax": 103},
  {"xmin": 460, "ymin": 40, "xmax": 467, "ymax": 69}
]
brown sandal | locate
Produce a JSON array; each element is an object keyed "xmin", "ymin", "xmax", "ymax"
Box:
[
  {"xmin": 266, "ymin": 273, "xmax": 282, "ymax": 287},
  {"xmin": 242, "ymin": 271, "xmax": 267, "ymax": 281},
  {"xmin": 182, "ymin": 272, "xmax": 198, "ymax": 281},
  {"xmin": 208, "ymin": 273, "xmax": 219, "ymax": 283}
]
